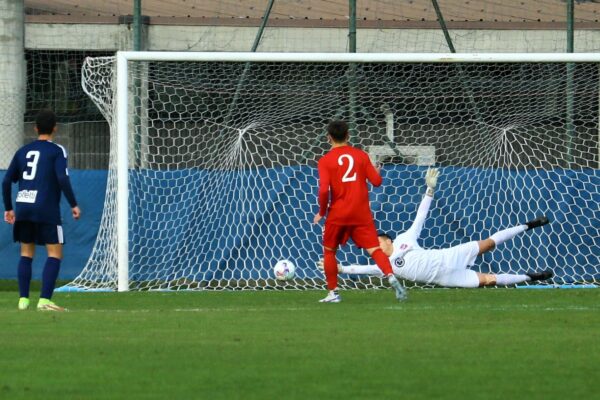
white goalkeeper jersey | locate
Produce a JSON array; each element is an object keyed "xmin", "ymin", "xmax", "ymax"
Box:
[{"xmin": 388, "ymin": 195, "xmax": 440, "ymax": 284}]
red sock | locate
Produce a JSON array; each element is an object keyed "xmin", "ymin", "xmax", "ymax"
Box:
[
  {"xmin": 323, "ymin": 249, "xmax": 338, "ymax": 290},
  {"xmin": 371, "ymin": 248, "xmax": 393, "ymax": 276}
]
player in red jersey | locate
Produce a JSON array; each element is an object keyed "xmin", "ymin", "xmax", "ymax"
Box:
[{"xmin": 313, "ymin": 120, "xmax": 407, "ymax": 302}]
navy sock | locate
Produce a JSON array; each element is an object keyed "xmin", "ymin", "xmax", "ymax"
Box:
[
  {"xmin": 40, "ymin": 257, "xmax": 61, "ymax": 300},
  {"xmin": 17, "ymin": 256, "xmax": 33, "ymax": 298}
]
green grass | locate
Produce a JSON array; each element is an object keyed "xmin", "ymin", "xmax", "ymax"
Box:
[
  {"xmin": 0, "ymin": 280, "xmax": 70, "ymax": 292},
  {"xmin": 0, "ymin": 289, "xmax": 598, "ymax": 400}
]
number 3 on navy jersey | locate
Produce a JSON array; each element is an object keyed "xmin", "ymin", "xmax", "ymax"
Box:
[
  {"xmin": 23, "ymin": 150, "xmax": 40, "ymax": 180},
  {"xmin": 338, "ymin": 154, "xmax": 357, "ymax": 182}
]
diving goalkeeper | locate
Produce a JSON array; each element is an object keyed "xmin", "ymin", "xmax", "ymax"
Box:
[{"xmin": 320, "ymin": 168, "xmax": 553, "ymax": 288}]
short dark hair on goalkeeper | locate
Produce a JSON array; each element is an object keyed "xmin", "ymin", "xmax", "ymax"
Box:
[
  {"xmin": 36, "ymin": 109, "xmax": 57, "ymax": 135},
  {"xmin": 378, "ymin": 232, "xmax": 394, "ymax": 242},
  {"xmin": 327, "ymin": 120, "xmax": 349, "ymax": 143}
]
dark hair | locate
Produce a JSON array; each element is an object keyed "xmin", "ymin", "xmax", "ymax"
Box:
[
  {"xmin": 35, "ymin": 109, "xmax": 57, "ymax": 135},
  {"xmin": 378, "ymin": 232, "xmax": 394, "ymax": 242},
  {"xmin": 327, "ymin": 120, "xmax": 349, "ymax": 143}
]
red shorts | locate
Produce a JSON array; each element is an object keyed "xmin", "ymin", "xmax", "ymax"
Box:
[{"xmin": 323, "ymin": 220, "xmax": 380, "ymax": 250}]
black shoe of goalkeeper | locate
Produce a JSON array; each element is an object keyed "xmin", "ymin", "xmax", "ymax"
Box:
[
  {"xmin": 525, "ymin": 270, "xmax": 554, "ymax": 282},
  {"xmin": 525, "ymin": 216, "xmax": 550, "ymax": 230}
]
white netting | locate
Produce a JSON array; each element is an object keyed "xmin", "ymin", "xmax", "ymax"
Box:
[{"xmin": 67, "ymin": 55, "xmax": 599, "ymax": 290}]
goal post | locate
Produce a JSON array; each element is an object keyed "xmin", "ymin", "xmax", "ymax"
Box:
[
  {"xmin": 72, "ymin": 51, "xmax": 600, "ymax": 291},
  {"xmin": 116, "ymin": 53, "xmax": 129, "ymax": 292}
]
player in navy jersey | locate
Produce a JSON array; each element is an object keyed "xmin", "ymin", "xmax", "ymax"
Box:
[{"xmin": 2, "ymin": 109, "xmax": 80, "ymax": 311}]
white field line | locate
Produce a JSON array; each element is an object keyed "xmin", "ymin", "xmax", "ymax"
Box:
[{"xmin": 0, "ymin": 305, "xmax": 597, "ymax": 313}]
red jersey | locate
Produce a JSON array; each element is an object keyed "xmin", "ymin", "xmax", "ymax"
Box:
[{"xmin": 317, "ymin": 144, "xmax": 382, "ymax": 226}]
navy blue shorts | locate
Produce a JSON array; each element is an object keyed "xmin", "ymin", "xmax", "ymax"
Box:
[{"xmin": 13, "ymin": 221, "xmax": 65, "ymax": 245}]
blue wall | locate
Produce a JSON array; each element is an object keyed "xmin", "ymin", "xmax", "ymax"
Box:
[
  {"xmin": 0, "ymin": 170, "xmax": 107, "ymax": 279},
  {"xmin": 0, "ymin": 166, "xmax": 598, "ymax": 283},
  {"xmin": 125, "ymin": 166, "xmax": 598, "ymax": 284}
]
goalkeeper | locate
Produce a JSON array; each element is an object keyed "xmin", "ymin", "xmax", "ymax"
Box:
[{"xmin": 321, "ymin": 168, "xmax": 553, "ymax": 288}]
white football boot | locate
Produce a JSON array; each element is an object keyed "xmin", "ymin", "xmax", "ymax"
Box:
[{"xmin": 319, "ymin": 290, "xmax": 341, "ymax": 303}]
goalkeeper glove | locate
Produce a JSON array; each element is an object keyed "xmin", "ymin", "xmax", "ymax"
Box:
[
  {"xmin": 316, "ymin": 259, "xmax": 342, "ymax": 273},
  {"xmin": 425, "ymin": 167, "xmax": 440, "ymax": 197},
  {"xmin": 316, "ymin": 259, "xmax": 324, "ymax": 271}
]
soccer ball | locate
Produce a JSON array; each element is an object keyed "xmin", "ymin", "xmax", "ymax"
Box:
[{"xmin": 273, "ymin": 259, "xmax": 296, "ymax": 281}]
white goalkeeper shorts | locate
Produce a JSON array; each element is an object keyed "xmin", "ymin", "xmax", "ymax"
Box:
[{"xmin": 433, "ymin": 241, "xmax": 481, "ymax": 288}]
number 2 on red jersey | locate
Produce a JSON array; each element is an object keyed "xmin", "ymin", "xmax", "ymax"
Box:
[{"xmin": 338, "ymin": 154, "xmax": 357, "ymax": 182}]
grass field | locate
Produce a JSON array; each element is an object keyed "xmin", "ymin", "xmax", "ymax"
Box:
[{"xmin": 0, "ymin": 288, "xmax": 598, "ymax": 400}]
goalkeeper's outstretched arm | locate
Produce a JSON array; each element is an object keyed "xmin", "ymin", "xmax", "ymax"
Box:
[
  {"xmin": 404, "ymin": 168, "xmax": 439, "ymax": 239},
  {"xmin": 317, "ymin": 259, "xmax": 401, "ymax": 277}
]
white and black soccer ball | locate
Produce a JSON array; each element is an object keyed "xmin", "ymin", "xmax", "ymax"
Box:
[{"xmin": 273, "ymin": 259, "xmax": 296, "ymax": 281}]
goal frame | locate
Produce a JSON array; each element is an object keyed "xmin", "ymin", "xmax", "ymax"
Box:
[{"xmin": 114, "ymin": 51, "xmax": 600, "ymax": 291}]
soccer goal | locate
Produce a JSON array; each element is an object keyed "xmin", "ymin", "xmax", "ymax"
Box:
[{"xmin": 68, "ymin": 52, "xmax": 599, "ymax": 291}]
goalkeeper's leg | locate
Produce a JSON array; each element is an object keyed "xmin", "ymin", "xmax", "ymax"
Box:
[
  {"xmin": 478, "ymin": 215, "xmax": 550, "ymax": 255},
  {"xmin": 473, "ymin": 216, "xmax": 552, "ymax": 286},
  {"xmin": 437, "ymin": 269, "xmax": 553, "ymax": 287},
  {"xmin": 438, "ymin": 241, "xmax": 553, "ymax": 286},
  {"xmin": 478, "ymin": 270, "xmax": 554, "ymax": 286}
]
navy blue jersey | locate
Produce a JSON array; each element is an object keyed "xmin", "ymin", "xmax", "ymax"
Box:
[{"xmin": 2, "ymin": 140, "xmax": 77, "ymax": 225}]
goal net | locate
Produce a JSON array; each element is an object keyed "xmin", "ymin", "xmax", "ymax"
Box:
[{"xmin": 69, "ymin": 53, "xmax": 599, "ymax": 291}]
